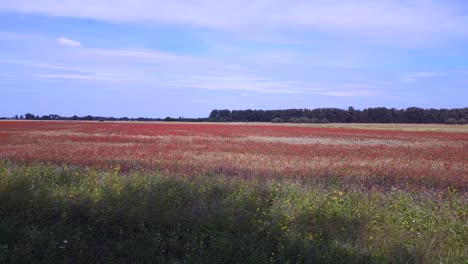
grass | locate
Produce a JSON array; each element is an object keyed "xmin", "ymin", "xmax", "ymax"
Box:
[
  {"xmin": 226, "ymin": 122, "xmax": 468, "ymax": 133},
  {"xmin": 295, "ymin": 123, "xmax": 468, "ymax": 133},
  {"xmin": 1, "ymin": 161, "xmax": 466, "ymax": 263}
]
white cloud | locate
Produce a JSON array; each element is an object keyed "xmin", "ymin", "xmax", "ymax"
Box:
[
  {"xmin": 412, "ymin": 72, "xmax": 448, "ymax": 78},
  {"xmin": 83, "ymin": 48, "xmax": 201, "ymax": 65},
  {"xmin": 315, "ymin": 91, "xmax": 355, "ymax": 97},
  {"xmin": 163, "ymin": 74, "xmax": 307, "ymax": 94},
  {"xmin": 401, "ymin": 77, "xmax": 416, "ymax": 83},
  {"xmin": 11, "ymin": 42, "xmax": 304, "ymax": 93},
  {"xmin": 57, "ymin": 37, "xmax": 81, "ymax": 47},
  {"xmin": 0, "ymin": 59, "xmax": 87, "ymax": 72},
  {"xmin": 339, "ymin": 84, "xmax": 374, "ymax": 87},
  {"xmin": 1, "ymin": 1, "xmax": 467, "ymax": 46},
  {"xmin": 1, "ymin": 32, "xmax": 384, "ymax": 97},
  {"xmin": 31, "ymin": 73, "xmax": 122, "ymax": 81},
  {"xmin": 0, "ymin": 30, "xmax": 42, "ymax": 40},
  {"xmin": 315, "ymin": 90, "xmax": 380, "ymax": 97},
  {"xmin": 401, "ymin": 71, "xmax": 449, "ymax": 82}
]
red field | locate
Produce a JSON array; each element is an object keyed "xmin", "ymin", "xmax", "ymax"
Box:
[{"xmin": 1, "ymin": 121, "xmax": 467, "ymax": 192}]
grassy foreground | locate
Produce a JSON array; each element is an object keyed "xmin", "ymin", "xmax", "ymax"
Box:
[{"xmin": 0, "ymin": 162, "xmax": 466, "ymax": 263}]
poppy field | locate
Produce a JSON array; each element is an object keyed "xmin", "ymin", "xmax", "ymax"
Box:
[
  {"xmin": 0, "ymin": 121, "xmax": 466, "ymax": 191},
  {"xmin": 0, "ymin": 121, "xmax": 467, "ymax": 263}
]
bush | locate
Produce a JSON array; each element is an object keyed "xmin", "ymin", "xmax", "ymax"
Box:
[
  {"xmin": 288, "ymin": 118, "xmax": 297, "ymax": 123},
  {"xmin": 458, "ymin": 118, "xmax": 467, "ymax": 125},
  {"xmin": 1, "ymin": 163, "xmax": 467, "ymax": 263},
  {"xmin": 271, "ymin": 118, "xmax": 285, "ymax": 123},
  {"xmin": 319, "ymin": 118, "xmax": 329, "ymax": 124},
  {"xmin": 295, "ymin": 117, "xmax": 311, "ymax": 123},
  {"xmin": 444, "ymin": 118, "xmax": 458, "ymax": 125}
]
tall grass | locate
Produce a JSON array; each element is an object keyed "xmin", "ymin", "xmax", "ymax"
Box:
[{"xmin": 0, "ymin": 161, "xmax": 466, "ymax": 263}]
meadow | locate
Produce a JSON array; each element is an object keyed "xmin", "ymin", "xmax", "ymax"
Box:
[{"xmin": 0, "ymin": 121, "xmax": 467, "ymax": 263}]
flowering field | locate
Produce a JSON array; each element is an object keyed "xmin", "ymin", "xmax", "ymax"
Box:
[
  {"xmin": 1, "ymin": 121, "xmax": 467, "ymax": 263},
  {"xmin": 0, "ymin": 121, "xmax": 467, "ymax": 192}
]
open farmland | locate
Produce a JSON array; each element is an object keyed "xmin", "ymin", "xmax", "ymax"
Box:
[
  {"xmin": 0, "ymin": 121, "xmax": 467, "ymax": 191},
  {"xmin": 0, "ymin": 121, "xmax": 467, "ymax": 263}
]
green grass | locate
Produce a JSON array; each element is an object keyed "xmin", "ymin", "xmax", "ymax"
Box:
[
  {"xmin": 260, "ymin": 122, "xmax": 468, "ymax": 133},
  {"xmin": 0, "ymin": 161, "xmax": 466, "ymax": 263}
]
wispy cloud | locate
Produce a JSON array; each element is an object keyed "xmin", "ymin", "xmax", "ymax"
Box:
[
  {"xmin": 83, "ymin": 48, "xmax": 202, "ymax": 65},
  {"xmin": 339, "ymin": 84, "xmax": 374, "ymax": 88},
  {"xmin": 401, "ymin": 71, "xmax": 449, "ymax": 83},
  {"xmin": 57, "ymin": 37, "xmax": 81, "ymax": 47},
  {"xmin": 0, "ymin": 30, "xmax": 42, "ymax": 40},
  {"xmin": 5, "ymin": 39, "xmax": 303, "ymax": 93},
  {"xmin": 314, "ymin": 89, "xmax": 381, "ymax": 98},
  {"xmin": 0, "ymin": 59, "xmax": 87, "ymax": 73},
  {"xmin": 412, "ymin": 72, "xmax": 448, "ymax": 78},
  {"xmin": 31, "ymin": 73, "xmax": 122, "ymax": 81},
  {"xmin": 315, "ymin": 91, "xmax": 356, "ymax": 97},
  {"xmin": 1, "ymin": 1, "xmax": 468, "ymax": 47},
  {"xmin": 0, "ymin": 31, "xmax": 391, "ymax": 99},
  {"xmin": 160, "ymin": 74, "xmax": 308, "ymax": 94},
  {"xmin": 401, "ymin": 77, "xmax": 416, "ymax": 83},
  {"xmin": 11, "ymin": 42, "xmax": 379, "ymax": 96}
]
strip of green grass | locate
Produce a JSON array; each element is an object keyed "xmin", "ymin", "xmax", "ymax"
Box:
[{"xmin": 0, "ymin": 161, "xmax": 466, "ymax": 263}]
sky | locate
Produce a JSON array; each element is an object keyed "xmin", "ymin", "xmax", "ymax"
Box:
[{"xmin": 0, "ymin": 0, "xmax": 467, "ymax": 118}]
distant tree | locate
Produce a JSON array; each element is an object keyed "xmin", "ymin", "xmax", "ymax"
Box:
[
  {"xmin": 208, "ymin": 110, "xmax": 218, "ymax": 120},
  {"xmin": 346, "ymin": 106, "xmax": 356, "ymax": 123},
  {"xmin": 217, "ymin": 110, "xmax": 232, "ymax": 121},
  {"xmin": 14, "ymin": 115, "xmax": 19, "ymax": 120},
  {"xmin": 20, "ymin": 115, "xmax": 24, "ymax": 120},
  {"xmin": 320, "ymin": 118, "xmax": 329, "ymax": 123},
  {"xmin": 48, "ymin": 114, "xmax": 60, "ymax": 120},
  {"xmin": 458, "ymin": 118, "xmax": 467, "ymax": 125},
  {"xmin": 25, "ymin": 113, "xmax": 35, "ymax": 120},
  {"xmin": 404, "ymin": 107, "xmax": 425, "ymax": 123},
  {"xmin": 444, "ymin": 118, "xmax": 458, "ymax": 125},
  {"xmin": 208, "ymin": 107, "xmax": 468, "ymax": 124},
  {"xmin": 72, "ymin": 115, "xmax": 78, "ymax": 120},
  {"xmin": 310, "ymin": 118, "xmax": 320, "ymax": 123},
  {"xmin": 271, "ymin": 118, "xmax": 285, "ymax": 123}
]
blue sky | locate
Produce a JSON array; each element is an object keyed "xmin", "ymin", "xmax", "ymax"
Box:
[{"xmin": 0, "ymin": 1, "xmax": 467, "ymax": 118}]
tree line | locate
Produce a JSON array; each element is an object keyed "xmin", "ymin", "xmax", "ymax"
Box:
[
  {"xmin": 3, "ymin": 107, "xmax": 467, "ymax": 124},
  {"xmin": 208, "ymin": 107, "xmax": 468, "ymax": 124},
  {"xmin": 5, "ymin": 113, "xmax": 206, "ymax": 122}
]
